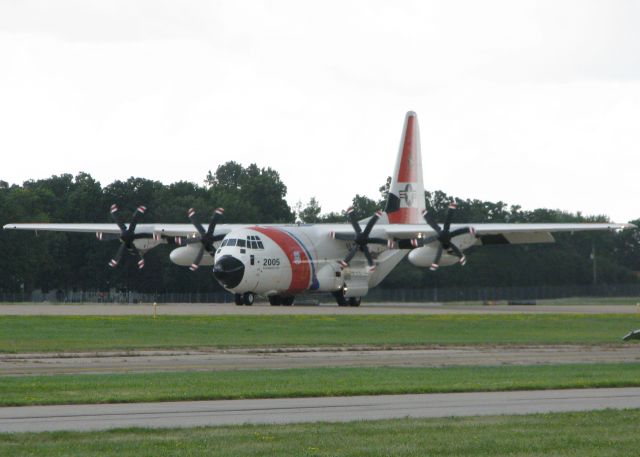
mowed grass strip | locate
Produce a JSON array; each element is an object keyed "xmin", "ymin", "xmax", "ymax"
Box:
[
  {"xmin": 1, "ymin": 314, "xmax": 639, "ymax": 352},
  {"xmin": 2, "ymin": 363, "xmax": 640, "ymax": 406},
  {"xmin": 2, "ymin": 409, "xmax": 640, "ymax": 456}
]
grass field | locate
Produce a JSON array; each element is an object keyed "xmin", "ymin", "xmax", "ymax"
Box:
[
  {"xmin": 2, "ymin": 363, "xmax": 640, "ymax": 406},
  {"xmin": 449, "ymin": 296, "xmax": 640, "ymax": 306},
  {"xmin": 1, "ymin": 409, "xmax": 639, "ymax": 456},
  {"xmin": 1, "ymin": 314, "xmax": 639, "ymax": 352}
]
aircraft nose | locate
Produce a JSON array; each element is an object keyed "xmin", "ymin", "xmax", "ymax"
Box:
[{"xmin": 213, "ymin": 255, "xmax": 245, "ymax": 289}]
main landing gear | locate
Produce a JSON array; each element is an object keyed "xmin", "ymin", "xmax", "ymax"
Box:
[
  {"xmin": 268, "ymin": 295, "xmax": 295, "ymax": 306},
  {"xmin": 234, "ymin": 292, "xmax": 254, "ymax": 306},
  {"xmin": 331, "ymin": 289, "xmax": 361, "ymax": 307}
]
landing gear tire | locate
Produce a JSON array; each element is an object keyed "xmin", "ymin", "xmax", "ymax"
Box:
[
  {"xmin": 234, "ymin": 294, "xmax": 243, "ymax": 306},
  {"xmin": 332, "ymin": 289, "xmax": 348, "ymax": 307},
  {"xmin": 348, "ymin": 297, "xmax": 361, "ymax": 307},
  {"xmin": 268, "ymin": 295, "xmax": 282, "ymax": 306},
  {"xmin": 242, "ymin": 292, "xmax": 254, "ymax": 306},
  {"xmin": 282, "ymin": 296, "xmax": 295, "ymax": 306}
]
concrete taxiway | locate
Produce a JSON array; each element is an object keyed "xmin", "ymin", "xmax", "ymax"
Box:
[
  {"xmin": 2, "ymin": 345, "xmax": 639, "ymax": 376},
  {"xmin": 1, "ymin": 303, "xmax": 639, "ymax": 315},
  {"xmin": 2, "ymin": 388, "xmax": 639, "ymax": 433}
]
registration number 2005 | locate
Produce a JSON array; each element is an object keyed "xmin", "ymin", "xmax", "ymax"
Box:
[{"xmin": 263, "ymin": 258, "xmax": 280, "ymax": 267}]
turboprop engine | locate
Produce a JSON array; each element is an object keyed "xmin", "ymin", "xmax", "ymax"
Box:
[
  {"xmin": 170, "ymin": 245, "xmax": 215, "ymax": 267},
  {"xmin": 408, "ymin": 246, "xmax": 461, "ymax": 268}
]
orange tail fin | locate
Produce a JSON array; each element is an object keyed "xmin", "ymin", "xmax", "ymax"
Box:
[{"xmin": 384, "ymin": 111, "xmax": 425, "ymax": 224}]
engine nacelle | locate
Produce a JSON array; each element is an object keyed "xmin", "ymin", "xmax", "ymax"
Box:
[
  {"xmin": 408, "ymin": 245, "xmax": 459, "ymax": 268},
  {"xmin": 169, "ymin": 245, "xmax": 215, "ymax": 267},
  {"xmin": 132, "ymin": 238, "xmax": 163, "ymax": 253}
]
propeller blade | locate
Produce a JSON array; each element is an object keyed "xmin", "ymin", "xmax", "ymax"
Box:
[
  {"xmin": 188, "ymin": 208, "xmax": 207, "ymax": 238},
  {"xmin": 188, "ymin": 207, "xmax": 224, "ymax": 256},
  {"xmin": 346, "ymin": 207, "xmax": 362, "ymax": 235},
  {"xmin": 110, "ymin": 204, "xmax": 127, "ymax": 232},
  {"xmin": 443, "ymin": 202, "xmax": 456, "ymax": 233},
  {"xmin": 340, "ymin": 245, "xmax": 359, "ymax": 268},
  {"xmin": 189, "ymin": 246, "xmax": 206, "ymax": 271},
  {"xmin": 422, "ymin": 209, "xmax": 442, "ymax": 235},
  {"xmin": 109, "ymin": 244, "xmax": 126, "ymax": 268},
  {"xmin": 362, "ymin": 210, "xmax": 382, "ymax": 238},
  {"xmin": 448, "ymin": 243, "xmax": 467, "ymax": 265},
  {"xmin": 127, "ymin": 206, "xmax": 146, "ymax": 235},
  {"xmin": 362, "ymin": 246, "xmax": 374, "ymax": 267},
  {"xmin": 449, "ymin": 226, "xmax": 476, "ymax": 238},
  {"xmin": 105, "ymin": 205, "xmax": 149, "ymax": 269},
  {"xmin": 421, "ymin": 235, "xmax": 439, "ymax": 245},
  {"xmin": 206, "ymin": 208, "xmax": 224, "ymax": 237},
  {"xmin": 136, "ymin": 250, "xmax": 145, "ymax": 269},
  {"xmin": 430, "ymin": 245, "xmax": 443, "ymax": 271},
  {"xmin": 338, "ymin": 209, "xmax": 384, "ymax": 270}
]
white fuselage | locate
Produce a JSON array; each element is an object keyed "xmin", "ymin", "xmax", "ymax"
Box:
[{"xmin": 211, "ymin": 225, "xmax": 388, "ymax": 296}]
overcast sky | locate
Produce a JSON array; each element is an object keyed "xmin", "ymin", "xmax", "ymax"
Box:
[{"xmin": 1, "ymin": 1, "xmax": 639, "ymax": 222}]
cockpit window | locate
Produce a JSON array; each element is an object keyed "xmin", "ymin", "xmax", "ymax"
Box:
[
  {"xmin": 238, "ymin": 235, "xmax": 264, "ymax": 250},
  {"xmin": 222, "ymin": 235, "xmax": 264, "ymax": 250}
]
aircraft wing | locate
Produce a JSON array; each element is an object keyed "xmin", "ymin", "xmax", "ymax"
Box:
[
  {"xmin": 2, "ymin": 223, "xmax": 246, "ymax": 238},
  {"xmin": 4, "ymin": 221, "xmax": 634, "ymax": 246},
  {"xmin": 381, "ymin": 222, "xmax": 635, "ymax": 245}
]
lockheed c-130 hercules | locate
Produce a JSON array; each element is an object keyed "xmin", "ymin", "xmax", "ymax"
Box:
[{"xmin": 3, "ymin": 112, "xmax": 633, "ymax": 306}]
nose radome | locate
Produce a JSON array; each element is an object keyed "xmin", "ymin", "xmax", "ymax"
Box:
[{"xmin": 213, "ymin": 255, "xmax": 245, "ymax": 289}]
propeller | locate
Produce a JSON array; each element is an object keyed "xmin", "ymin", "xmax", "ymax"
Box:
[
  {"xmin": 420, "ymin": 202, "xmax": 476, "ymax": 271},
  {"xmin": 105, "ymin": 204, "xmax": 153, "ymax": 269},
  {"xmin": 184, "ymin": 207, "xmax": 225, "ymax": 271},
  {"xmin": 331, "ymin": 208, "xmax": 387, "ymax": 271}
]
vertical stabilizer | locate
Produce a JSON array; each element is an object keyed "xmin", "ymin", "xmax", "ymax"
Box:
[{"xmin": 384, "ymin": 111, "xmax": 425, "ymax": 224}]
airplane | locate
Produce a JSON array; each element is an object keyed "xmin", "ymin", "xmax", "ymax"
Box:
[{"xmin": 3, "ymin": 112, "xmax": 634, "ymax": 307}]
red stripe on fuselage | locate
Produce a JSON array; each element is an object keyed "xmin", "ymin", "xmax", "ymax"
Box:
[{"xmin": 251, "ymin": 227, "xmax": 311, "ymax": 293}]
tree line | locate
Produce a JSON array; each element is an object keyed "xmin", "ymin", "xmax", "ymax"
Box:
[{"xmin": 1, "ymin": 162, "xmax": 639, "ymax": 294}]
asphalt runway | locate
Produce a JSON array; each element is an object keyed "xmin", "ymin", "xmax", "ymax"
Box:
[
  {"xmin": 2, "ymin": 388, "xmax": 639, "ymax": 433},
  {"xmin": 2, "ymin": 345, "xmax": 639, "ymax": 376},
  {"xmin": 1, "ymin": 303, "xmax": 639, "ymax": 315}
]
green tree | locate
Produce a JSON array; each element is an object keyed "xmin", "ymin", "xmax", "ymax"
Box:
[{"xmin": 297, "ymin": 197, "xmax": 322, "ymax": 223}]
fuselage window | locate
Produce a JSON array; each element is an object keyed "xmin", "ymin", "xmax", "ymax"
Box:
[
  {"xmin": 221, "ymin": 239, "xmax": 228, "ymax": 247},
  {"xmin": 227, "ymin": 239, "xmax": 237, "ymax": 247},
  {"xmin": 257, "ymin": 241, "xmax": 264, "ymax": 249},
  {"xmin": 250, "ymin": 241, "xmax": 257, "ymax": 249},
  {"xmin": 237, "ymin": 239, "xmax": 246, "ymax": 248}
]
